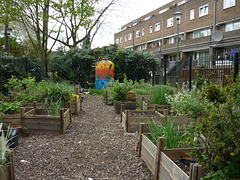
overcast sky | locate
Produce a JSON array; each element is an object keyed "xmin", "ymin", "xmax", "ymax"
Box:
[{"xmin": 91, "ymin": 0, "xmax": 173, "ymax": 48}]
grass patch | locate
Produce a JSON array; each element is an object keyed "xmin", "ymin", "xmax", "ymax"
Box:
[{"xmin": 89, "ymin": 89, "xmax": 105, "ymax": 96}]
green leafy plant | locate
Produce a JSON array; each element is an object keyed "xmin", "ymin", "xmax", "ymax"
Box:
[
  {"xmin": 109, "ymin": 76, "xmax": 133, "ymax": 102},
  {"xmin": 0, "ymin": 101, "xmax": 21, "ymax": 114}
]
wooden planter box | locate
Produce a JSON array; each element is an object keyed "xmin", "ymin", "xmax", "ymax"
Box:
[
  {"xmin": 121, "ymin": 105, "xmax": 165, "ymax": 133},
  {"xmin": 22, "ymin": 98, "xmax": 82, "ymax": 115},
  {"xmin": 0, "ymin": 154, "xmax": 15, "ymax": 180},
  {"xmin": 136, "ymin": 91, "xmax": 152, "ymax": 102},
  {"xmin": 141, "ymin": 99, "xmax": 171, "ymax": 113},
  {"xmin": 69, "ymin": 95, "xmax": 82, "ymax": 115},
  {"xmin": 4, "ymin": 107, "xmax": 72, "ymax": 134},
  {"xmin": 138, "ymin": 124, "xmax": 202, "ymax": 180}
]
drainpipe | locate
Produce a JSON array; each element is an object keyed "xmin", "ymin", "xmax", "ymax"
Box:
[
  {"xmin": 162, "ymin": 18, "xmax": 164, "ymax": 46},
  {"xmin": 213, "ymin": 0, "xmax": 218, "ymax": 32},
  {"xmin": 211, "ymin": 0, "xmax": 218, "ymax": 67},
  {"xmin": 132, "ymin": 30, "xmax": 135, "ymax": 50}
]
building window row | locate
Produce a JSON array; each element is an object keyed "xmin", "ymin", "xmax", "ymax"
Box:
[
  {"xmin": 193, "ymin": 28, "xmax": 211, "ymax": 39},
  {"xmin": 226, "ymin": 21, "xmax": 240, "ymax": 32}
]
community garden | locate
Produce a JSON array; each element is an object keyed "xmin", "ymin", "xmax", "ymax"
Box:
[{"xmin": 0, "ymin": 45, "xmax": 240, "ymax": 179}]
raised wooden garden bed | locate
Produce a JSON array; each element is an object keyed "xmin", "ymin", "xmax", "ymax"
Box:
[
  {"xmin": 136, "ymin": 91, "xmax": 152, "ymax": 102},
  {"xmin": 138, "ymin": 124, "xmax": 202, "ymax": 180},
  {"xmin": 141, "ymin": 99, "xmax": 171, "ymax": 114},
  {"xmin": 0, "ymin": 154, "xmax": 15, "ymax": 180},
  {"xmin": 121, "ymin": 104, "xmax": 164, "ymax": 133},
  {"xmin": 4, "ymin": 107, "xmax": 72, "ymax": 134}
]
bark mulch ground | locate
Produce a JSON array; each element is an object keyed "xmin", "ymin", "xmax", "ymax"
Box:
[{"xmin": 13, "ymin": 95, "xmax": 153, "ymax": 180}]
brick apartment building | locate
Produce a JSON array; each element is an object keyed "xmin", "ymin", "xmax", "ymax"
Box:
[{"xmin": 114, "ymin": 0, "xmax": 240, "ymax": 71}]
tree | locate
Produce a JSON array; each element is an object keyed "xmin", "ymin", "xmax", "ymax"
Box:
[{"xmin": 50, "ymin": 0, "xmax": 117, "ymax": 48}]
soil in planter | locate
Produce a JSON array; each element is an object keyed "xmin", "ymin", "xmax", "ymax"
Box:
[
  {"xmin": 129, "ymin": 112, "xmax": 161, "ymax": 118},
  {"xmin": 173, "ymin": 160, "xmax": 210, "ymax": 178}
]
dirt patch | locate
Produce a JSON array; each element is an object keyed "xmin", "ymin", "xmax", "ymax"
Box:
[{"xmin": 13, "ymin": 95, "xmax": 153, "ymax": 179}]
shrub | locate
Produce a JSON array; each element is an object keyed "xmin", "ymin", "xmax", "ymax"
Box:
[
  {"xmin": 194, "ymin": 77, "xmax": 240, "ymax": 173},
  {"xmin": 109, "ymin": 76, "xmax": 133, "ymax": 102},
  {"xmin": 150, "ymin": 85, "xmax": 173, "ymax": 105},
  {"xmin": 166, "ymin": 84, "xmax": 207, "ymax": 119}
]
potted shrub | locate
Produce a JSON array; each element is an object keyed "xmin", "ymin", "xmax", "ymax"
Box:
[{"xmin": 110, "ymin": 77, "xmax": 137, "ymax": 114}]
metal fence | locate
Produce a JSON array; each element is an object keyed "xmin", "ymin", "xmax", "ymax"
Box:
[{"xmin": 155, "ymin": 52, "xmax": 240, "ymax": 89}]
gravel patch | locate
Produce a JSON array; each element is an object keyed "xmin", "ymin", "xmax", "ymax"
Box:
[{"xmin": 13, "ymin": 95, "xmax": 153, "ymax": 180}]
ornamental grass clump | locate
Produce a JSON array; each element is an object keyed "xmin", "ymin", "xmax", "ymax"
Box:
[
  {"xmin": 0, "ymin": 123, "xmax": 11, "ymax": 170},
  {"xmin": 148, "ymin": 117, "xmax": 182, "ymax": 149},
  {"xmin": 148, "ymin": 117, "xmax": 200, "ymax": 149},
  {"xmin": 150, "ymin": 85, "xmax": 173, "ymax": 105}
]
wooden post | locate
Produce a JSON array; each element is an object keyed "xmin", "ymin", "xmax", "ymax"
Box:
[
  {"xmin": 189, "ymin": 163, "xmax": 194, "ymax": 179},
  {"xmin": 141, "ymin": 97, "xmax": 144, "ymax": 110},
  {"xmin": 33, "ymin": 101, "xmax": 37, "ymax": 110},
  {"xmin": 126, "ymin": 110, "xmax": 129, "ymax": 132},
  {"xmin": 60, "ymin": 109, "xmax": 64, "ymax": 134},
  {"xmin": 154, "ymin": 137, "xmax": 165, "ymax": 180},
  {"xmin": 197, "ymin": 165, "xmax": 202, "ymax": 180},
  {"xmin": 147, "ymin": 100, "xmax": 150, "ymax": 110},
  {"xmin": 74, "ymin": 96, "xmax": 78, "ymax": 114},
  {"xmin": 68, "ymin": 102, "xmax": 72, "ymax": 123},
  {"xmin": 120, "ymin": 104, "xmax": 125, "ymax": 123},
  {"xmin": 154, "ymin": 104, "xmax": 157, "ymax": 111},
  {"xmin": 20, "ymin": 107, "xmax": 25, "ymax": 128},
  {"xmin": 191, "ymin": 163, "xmax": 198, "ymax": 180},
  {"xmin": 164, "ymin": 109, "xmax": 168, "ymax": 123},
  {"xmin": 138, "ymin": 123, "xmax": 144, "ymax": 157},
  {"xmin": 10, "ymin": 153, "xmax": 15, "ymax": 180}
]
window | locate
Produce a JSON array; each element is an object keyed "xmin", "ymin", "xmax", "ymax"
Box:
[
  {"xmin": 128, "ymin": 33, "xmax": 132, "ymax": 40},
  {"xmin": 169, "ymin": 37, "xmax": 174, "ymax": 44},
  {"xmin": 190, "ymin": 9, "xmax": 194, "ymax": 20},
  {"xmin": 223, "ymin": 0, "xmax": 235, "ymax": 9},
  {"xmin": 193, "ymin": 29, "xmax": 211, "ymax": 39},
  {"xmin": 149, "ymin": 25, "xmax": 153, "ymax": 33},
  {"xmin": 125, "ymin": 35, "xmax": 127, "ymax": 42},
  {"xmin": 138, "ymin": 44, "xmax": 146, "ymax": 51},
  {"xmin": 155, "ymin": 22, "xmax": 160, "ymax": 31},
  {"xmin": 167, "ymin": 17, "xmax": 174, "ymax": 28},
  {"xmin": 116, "ymin": 38, "xmax": 119, "ymax": 44},
  {"xmin": 120, "ymin": 37, "xmax": 122, "ymax": 43},
  {"xmin": 152, "ymin": 40, "xmax": 161, "ymax": 47},
  {"xmin": 225, "ymin": 21, "xmax": 240, "ymax": 32},
  {"xmin": 142, "ymin": 28, "xmax": 145, "ymax": 36},
  {"xmin": 199, "ymin": 4, "xmax": 208, "ymax": 17},
  {"xmin": 136, "ymin": 30, "xmax": 140, "ymax": 38}
]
